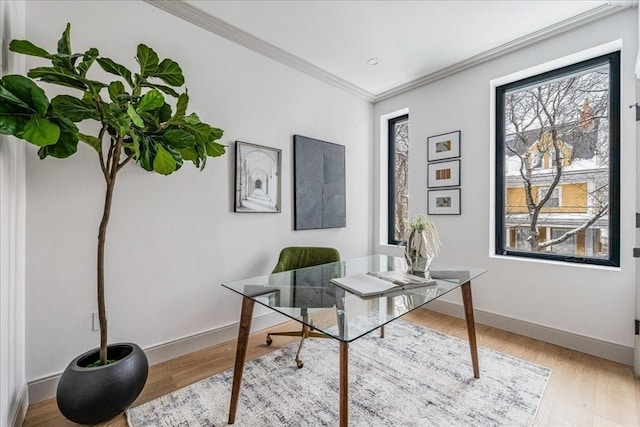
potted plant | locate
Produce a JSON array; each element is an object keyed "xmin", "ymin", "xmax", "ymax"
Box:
[
  {"xmin": 404, "ymin": 214, "xmax": 442, "ymax": 275},
  {"xmin": 0, "ymin": 24, "xmax": 225, "ymax": 423}
]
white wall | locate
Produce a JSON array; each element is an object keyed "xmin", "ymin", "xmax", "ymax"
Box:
[
  {"xmin": 375, "ymin": 10, "xmax": 637, "ymax": 358},
  {"xmin": 23, "ymin": 0, "xmax": 372, "ymax": 390},
  {"xmin": 0, "ymin": 1, "xmax": 28, "ymax": 424}
]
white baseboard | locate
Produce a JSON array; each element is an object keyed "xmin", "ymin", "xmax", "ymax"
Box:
[
  {"xmin": 144, "ymin": 311, "xmax": 286, "ymax": 365},
  {"xmin": 426, "ymin": 300, "xmax": 634, "ymax": 366},
  {"xmin": 10, "ymin": 384, "xmax": 28, "ymax": 427},
  {"xmin": 27, "ymin": 311, "xmax": 287, "ymax": 404}
]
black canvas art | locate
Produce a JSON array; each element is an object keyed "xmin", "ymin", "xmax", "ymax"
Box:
[{"xmin": 293, "ymin": 135, "xmax": 346, "ymax": 230}]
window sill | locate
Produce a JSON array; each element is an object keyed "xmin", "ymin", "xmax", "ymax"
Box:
[{"xmin": 489, "ymin": 253, "xmax": 621, "ymax": 271}]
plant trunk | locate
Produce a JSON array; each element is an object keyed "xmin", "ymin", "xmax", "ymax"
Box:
[{"xmin": 97, "ymin": 139, "xmax": 122, "ymax": 365}]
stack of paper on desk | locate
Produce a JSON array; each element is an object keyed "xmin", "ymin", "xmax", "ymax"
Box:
[{"xmin": 331, "ymin": 271, "xmax": 436, "ymax": 298}]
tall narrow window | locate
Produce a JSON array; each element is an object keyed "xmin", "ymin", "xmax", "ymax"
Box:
[
  {"xmin": 496, "ymin": 51, "xmax": 620, "ymax": 266},
  {"xmin": 388, "ymin": 114, "xmax": 409, "ymax": 245}
]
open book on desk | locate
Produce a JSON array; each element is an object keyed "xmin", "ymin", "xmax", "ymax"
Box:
[{"xmin": 330, "ymin": 271, "xmax": 436, "ymax": 298}]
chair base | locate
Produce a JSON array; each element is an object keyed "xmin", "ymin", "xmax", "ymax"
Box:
[
  {"xmin": 267, "ymin": 325, "xmax": 329, "ymax": 368},
  {"xmin": 267, "ymin": 325, "xmax": 385, "ymax": 368}
]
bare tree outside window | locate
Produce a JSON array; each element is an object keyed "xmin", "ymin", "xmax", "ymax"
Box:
[
  {"xmin": 389, "ymin": 115, "xmax": 409, "ymax": 244},
  {"xmin": 496, "ymin": 52, "xmax": 620, "ymax": 266}
]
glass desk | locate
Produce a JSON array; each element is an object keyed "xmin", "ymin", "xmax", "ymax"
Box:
[{"xmin": 222, "ymin": 255, "xmax": 487, "ymax": 426}]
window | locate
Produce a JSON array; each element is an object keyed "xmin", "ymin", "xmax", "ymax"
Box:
[
  {"xmin": 388, "ymin": 114, "xmax": 409, "ymax": 245},
  {"xmin": 538, "ymin": 187, "xmax": 560, "ymax": 208},
  {"xmin": 496, "ymin": 51, "xmax": 620, "ymax": 266}
]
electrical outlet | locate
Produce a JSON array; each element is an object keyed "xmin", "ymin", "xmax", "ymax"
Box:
[{"xmin": 92, "ymin": 310, "xmax": 109, "ymax": 331}]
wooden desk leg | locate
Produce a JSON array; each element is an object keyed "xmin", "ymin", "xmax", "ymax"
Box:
[
  {"xmin": 340, "ymin": 341, "xmax": 349, "ymax": 427},
  {"xmin": 228, "ymin": 296, "xmax": 255, "ymax": 424},
  {"xmin": 461, "ymin": 281, "xmax": 480, "ymax": 379}
]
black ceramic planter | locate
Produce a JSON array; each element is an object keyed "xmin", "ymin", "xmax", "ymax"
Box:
[{"xmin": 56, "ymin": 342, "xmax": 148, "ymax": 425}]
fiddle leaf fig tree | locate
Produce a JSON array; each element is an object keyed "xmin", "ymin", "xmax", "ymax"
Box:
[{"xmin": 1, "ymin": 24, "xmax": 225, "ymax": 365}]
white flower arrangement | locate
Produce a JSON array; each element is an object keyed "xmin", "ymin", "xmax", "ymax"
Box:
[{"xmin": 407, "ymin": 214, "xmax": 442, "ymax": 259}]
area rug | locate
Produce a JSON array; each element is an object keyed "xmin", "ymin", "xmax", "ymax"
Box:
[{"xmin": 127, "ymin": 320, "xmax": 551, "ymax": 426}]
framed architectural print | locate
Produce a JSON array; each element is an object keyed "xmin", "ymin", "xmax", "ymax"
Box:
[
  {"xmin": 234, "ymin": 141, "xmax": 281, "ymax": 213},
  {"xmin": 293, "ymin": 135, "xmax": 346, "ymax": 230},
  {"xmin": 427, "ymin": 131, "xmax": 461, "ymax": 161},
  {"xmin": 427, "ymin": 159, "xmax": 460, "ymax": 188},
  {"xmin": 428, "ymin": 188, "xmax": 461, "ymax": 215}
]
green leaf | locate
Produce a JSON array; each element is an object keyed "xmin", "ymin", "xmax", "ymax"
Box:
[
  {"xmin": 178, "ymin": 148, "xmax": 198, "ymax": 162},
  {"xmin": 27, "ymin": 67, "xmax": 87, "ymax": 90},
  {"xmin": 209, "ymin": 127, "xmax": 223, "ymax": 141},
  {"xmin": 172, "ymin": 93, "xmax": 188, "ymax": 121},
  {"xmin": 138, "ymin": 112, "xmax": 159, "ymax": 129},
  {"xmin": 151, "ymin": 59, "xmax": 184, "ymax": 86},
  {"xmin": 96, "ymin": 58, "xmax": 133, "ymax": 86},
  {"xmin": 2, "ymin": 75, "xmax": 49, "ymax": 116},
  {"xmin": 153, "ymin": 144, "xmax": 178, "ymax": 175},
  {"xmin": 77, "ymin": 48, "xmax": 99, "ymax": 77},
  {"xmin": 51, "ymin": 95, "xmax": 99, "ymax": 122},
  {"xmin": 9, "ymin": 39, "xmax": 51, "ymax": 58},
  {"xmin": 182, "ymin": 122, "xmax": 211, "ymax": 144},
  {"xmin": 38, "ymin": 136, "xmax": 78, "ymax": 158},
  {"xmin": 22, "ymin": 116, "xmax": 60, "ymax": 146},
  {"xmin": 124, "ymin": 132, "xmax": 141, "ymax": 159},
  {"xmin": 138, "ymin": 136, "xmax": 157, "ymax": 171},
  {"xmin": 0, "ymin": 103, "xmax": 25, "ymax": 135},
  {"xmin": 0, "ymin": 116, "xmax": 21, "ymax": 135},
  {"xmin": 106, "ymin": 103, "xmax": 130, "ymax": 135},
  {"xmin": 37, "ymin": 118, "xmax": 78, "ymax": 158},
  {"xmin": 184, "ymin": 112, "xmax": 200, "ymax": 125},
  {"xmin": 85, "ymin": 80, "xmax": 108, "ymax": 96},
  {"xmin": 57, "ymin": 23, "xmax": 71, "ymax": 56},
  {"xmin": 108, "ymin": 81, "xmax": 126, "ymax": 103},
  {"xmin": 137, "ymin": 89, "xmax": 164, "ymax": 113},
  {"xmin": 78, "ymin": 132, "xmax": 102, "ymax": 153},
  {"xmin": 136, "ymin": 44, "xmax": 159, "ymax": 78},
  {"xmin": 206, "ymin": 140, "xmax": 225, "ymax": 157},
  {"xmin": 139, "ymin": 82, "xmax": 179, "ymax": 98},
  {"xmin": 0, "ymin": 85, "xmax": 31, "ymax": 110},
  {"xmin": 127, "ymin": 105, "xmax": 144, "ymax": 128},
  {"xmin": 158, "ymin": 103, "xmax": 172, "ymax": 123},
  {"xmin": 163, "ymin": 129, "xmax": 194, "ymax": 149}
]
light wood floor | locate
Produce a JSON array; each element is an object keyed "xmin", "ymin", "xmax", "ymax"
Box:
[{"xmin": 23, "ymin": 308, "xmax": 640, "ymax": 426}]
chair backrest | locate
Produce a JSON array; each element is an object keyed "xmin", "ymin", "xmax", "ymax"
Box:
[{"xmin": 272, "ymin": 247, "xmax": 340, "ymax": 273}]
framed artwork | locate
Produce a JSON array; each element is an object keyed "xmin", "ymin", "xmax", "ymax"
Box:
[
  {"xmin": 427, "ymin": 159, "xmax": 460, "ymax": 188},
  {"xmin": 234, "ymin": 141, "xmax": 281, "ymax": 213},
  {"xmin": 293, "ymin": 135, "xmax": 346, "ymax": 230},
  {"xmin": 428, "ymin": 188, "xmax": 461, "ymax": 215},
  {"xmin": 427, "ymin": 130, "xmax": 461, "ymax": 161}
]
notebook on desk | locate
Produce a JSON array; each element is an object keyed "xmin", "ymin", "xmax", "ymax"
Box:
[{"xmin": 331, "ymin": 271, "xmax": 436, "ymax": 298}]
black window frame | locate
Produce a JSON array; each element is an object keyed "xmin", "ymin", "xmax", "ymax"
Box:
[
  {"xmin": 388, "ymin": 114, "xmax": 409, "ymax": 245},
  {"xmin": 495, "ymin": 51, "xmax": 620, "ymax": 267}
]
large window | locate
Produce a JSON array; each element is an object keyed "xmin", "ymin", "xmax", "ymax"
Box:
[
  {"xmin": 495, "ymin": 51, "xmax": 620, "ymax": 266},
  {"xmin": 388, "ymin": 114, "xmax": 409, "ymax": 245}
]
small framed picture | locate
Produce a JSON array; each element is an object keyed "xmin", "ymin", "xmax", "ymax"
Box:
[
  {"xmin": 234, "ymin": 141, "xmax": 282, "ymax": 213},
  {"xmin": 427, "ymin": 160, "xmax": 460, "ymax": 188},
  {"xmin": 427, "ymin": 131, "xmax": 460, "ymax": 162},
  {"xmin": 428, "ymin": 188, "xmax": 461, "ymax": 215}
]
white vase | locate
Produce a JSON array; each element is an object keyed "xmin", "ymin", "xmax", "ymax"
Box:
[{"xmin": 404, "ymin": 229, "xmax": 435, "ymax": 275}]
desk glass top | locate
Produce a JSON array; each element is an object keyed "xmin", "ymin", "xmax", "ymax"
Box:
[{"xmin": 222, "ymin": 255, "xmax": 486, "ymax": 343}]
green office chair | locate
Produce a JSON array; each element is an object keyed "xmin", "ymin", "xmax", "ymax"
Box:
[{"xmin": 266, "ymin": 246, "xmax": 341, "ymax": 368}]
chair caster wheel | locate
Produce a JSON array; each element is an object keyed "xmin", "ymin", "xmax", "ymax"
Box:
[
  {"xmin": 266, "ymin": 335, "xmax": 273, "ymax": 346},
  {"xmin": 296, "ymin": 360, "xmax": 304, "ymax": 369}
]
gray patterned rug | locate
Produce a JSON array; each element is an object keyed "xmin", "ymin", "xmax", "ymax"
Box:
[{"xmin": 127, "ymin": 320, "xmax": 551, "ymax": 426}]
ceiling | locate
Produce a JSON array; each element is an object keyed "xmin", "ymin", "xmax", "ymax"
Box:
[{"xmin": 154, "ymin": 1, "xmax": 631, "ymax": 101}]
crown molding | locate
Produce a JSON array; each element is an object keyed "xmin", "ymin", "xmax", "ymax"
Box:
[
  {"xmin": 374, "ymin": 2, "xmax": 635, "ymax": 102},
  {"xmin": 146, "ymin": 1, "xmax": 633, "ymax": 105},
  {"xmin": 143, "ymin": 0, "xmax": 376, "ymax": 102}
]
